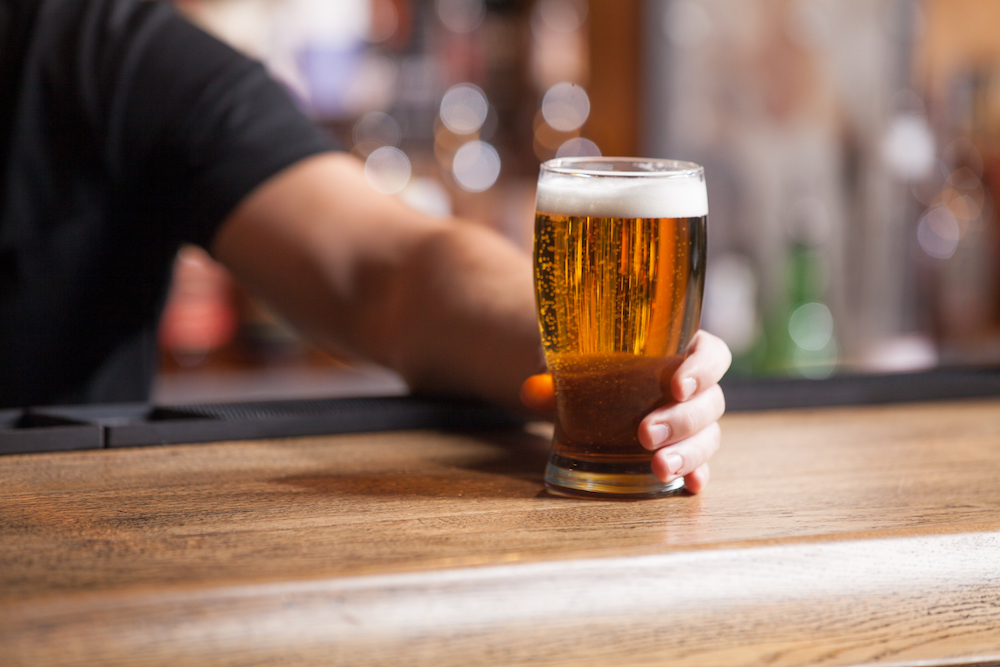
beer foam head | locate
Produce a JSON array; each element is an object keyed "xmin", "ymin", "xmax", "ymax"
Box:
[{"xmin": 535, "ymin": 158, "xmax": 708, "ymax": 219}]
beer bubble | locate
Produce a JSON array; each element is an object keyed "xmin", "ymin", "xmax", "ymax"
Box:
[
  {"xmin": 452, "ymin": 140, "xmax": 501, "ymax": 192},
  {"xmin": 542, "ymin": 83, "xmax": 590, "ymax": 132},
  {"xmin": 436, "ymin": 0, "xmax": 485, "ymax": 33},
  {"xmin": 440, "ymin": 83, "xmax": 489, "ymax": 135},
  {"xmin": 788, "ymin": 302, "xmax": 833, "ymax": 352},
  {"xmin": 917, "ymin": 206, "xmax": 960, "ymax": 259},
  {"xmin": 364, "ymin": 146, "xmax": 411, "ymax": 194},
  {"xmin": 555, "ymin": 137, "xmax": 601, "ymax": 158}
]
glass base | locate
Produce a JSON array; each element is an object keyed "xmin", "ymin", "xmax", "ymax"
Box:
[{"xmin": 544, "ymin": 460, "xmax": 686, "ymax": 500}]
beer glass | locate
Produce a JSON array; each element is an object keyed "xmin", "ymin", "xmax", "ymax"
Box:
[{"xmin": 533, "ymin": 157, "xmax": 707, "ymax": 499}]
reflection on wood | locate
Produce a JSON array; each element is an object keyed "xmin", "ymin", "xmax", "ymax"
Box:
[{"xmin": 2, "ymin": 399, "xmax": 1000, "ymax": 665}]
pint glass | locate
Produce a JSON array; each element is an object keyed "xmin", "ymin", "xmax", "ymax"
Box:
[{"xmin": 533, "ymin": 158, "xmax": 707, "ymax": 499}]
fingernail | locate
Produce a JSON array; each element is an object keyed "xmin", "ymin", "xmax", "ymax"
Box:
[
  {"xmin": 680, "ymin": 377, "xmax": 698, "ymax": 401},
  {"xmin": 665, "ymin": 454, "xmax": 684, "ymax": 475},
  {"xmin": 648, "ymin": 423, "xmax": 671, "ymax": 446}
]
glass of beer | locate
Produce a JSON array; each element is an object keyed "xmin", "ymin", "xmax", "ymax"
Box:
[{"xmin": 533, "ymin": 157, "xmax": 707, "ymax": 499}]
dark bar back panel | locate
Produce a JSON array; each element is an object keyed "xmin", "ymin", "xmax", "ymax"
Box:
[
  {"xmin": 721, "ymin": 367, "xmax": 1000, "ymax": 411},
  {"xmin": 0, "ymin": 397, "xmax": 522, "ymax": 455},
  {"xmin": 3, "ymin": 368, "xmax": 999, "ymax": 455}
]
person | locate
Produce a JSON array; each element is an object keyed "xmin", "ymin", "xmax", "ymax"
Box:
[{"xmin": 0, "ymin": 0, "xmax": 730, "ymax": 492}]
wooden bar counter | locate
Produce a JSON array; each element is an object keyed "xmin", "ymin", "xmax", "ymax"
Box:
[{"xmin": 2, "ymin": 398, "xmax": 1000, "ymax": 666}]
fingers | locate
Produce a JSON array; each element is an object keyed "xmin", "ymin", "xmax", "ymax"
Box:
[
  {"xmin": 648, "ymin": 330, "xmax": 728, "ymax": 494},
  {"xmin": 649, "ymin": 422, "xmax": 721, "ymax": 486},
  {"xmin": 669, "ymin": 330, "xmax": 732, "ymax": 402},
  {"xmin": 682, "ymin": 463, "xmax": 710, "ymax": 495},
  {"xmin": 523, "ymin": 331, "xmax": 729, "ymax": 494},
  {"xmin": 638, "ymin": 383, "xmax": 725, "ymax": 450},
  {"xmin": 520, "ymin": 373, "xmax": 556, "ymax": 413}
]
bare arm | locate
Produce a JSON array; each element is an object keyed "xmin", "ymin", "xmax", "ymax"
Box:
[{"xmin": 211, "ymin": 152, "xmax": 544, "ymax": 411}]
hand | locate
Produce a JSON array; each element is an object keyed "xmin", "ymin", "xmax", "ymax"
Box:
[{"xmin": 520, "ymin": 330, "xmax": 732, "ymax": 494}]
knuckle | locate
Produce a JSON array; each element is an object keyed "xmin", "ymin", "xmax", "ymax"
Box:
[{"xmin": 675, "ymin": 407, "xmax": 699, "ymax": 437}]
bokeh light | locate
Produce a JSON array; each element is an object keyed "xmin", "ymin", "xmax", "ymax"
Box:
[
  {"xmin": 555, "ymin": 137, "xmax": 601, "ymax": 158},
  {"xmin": 436, "ymin": 0, "xmax": 485, "ymax": 34},
  {"xmin": 399, "ymin": 177, "xmax": 453, "ymax": 217},
  {"xmin": 352, "ymin": 111, "xmax": 401, "ymax": 156},
  {"xmin": 541, "ymin": 82, "xmax": 590, "ymax": 132},
  {"xmin": 946, "ymin": 166, "xmax": 981, "ymax": 191},
  {"xmin": 663, "ymin": 0, "xmax": 711, "ymax": 49},
  {"xmin": 452, "ymin": 141, "xmax": 501, "ymax": 192},
  {"xmin": 440, "ymin": 83, "xmax": 489, "ymax": 135},
  {"xmin": 788, "ymin": 302, "xmax": 834, "ymax": 351},
  {"xmin": 367, "ymin": 0, "xmax": 399, "ymax": 43},
  {"xmin": 793, "ymin": 339, "xmax": 838, "ymax": 379},
  {"xmin": 532, "ymin": 0, "xmax": 587, "ymax": 34},
  {"xmin": 364, "ymin": 146, "xmax": 411, "ymax": 194},
  {"xmin": 881, "ymin": 114, "xmax": 935, "ymax": 181},
  {"xmin": 942, "ymin": 138, "xmax": 984, "ymax": 178},
  {"xmin": 917, "ymin": 206, "xmax": 960, "ymax": 259},
  {"xmin": 533, "ymin": 109, "xmax": 577, "ymax": 160}
]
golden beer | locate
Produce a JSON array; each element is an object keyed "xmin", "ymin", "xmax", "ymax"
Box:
[{"xmin": 533, "ymin": 158, "xmax": 707, "ymax": 499}]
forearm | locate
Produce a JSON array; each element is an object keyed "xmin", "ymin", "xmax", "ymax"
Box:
[
  {"xmin": 211, "ymin": 153, "xmax": 543, "ymax": 410},
  {"xmin": 379, "ymin": 222, "xmax": 544, "ymax": 411}
]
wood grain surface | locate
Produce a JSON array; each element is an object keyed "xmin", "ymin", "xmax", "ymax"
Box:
[{"xmin": 2, "ymin": 399, "xmax": 1000, "ymax": 666}]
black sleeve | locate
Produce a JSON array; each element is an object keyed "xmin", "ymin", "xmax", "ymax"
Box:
[
  {"xmin": 0, "ymin": 0, "xmax": 338, "ymax": 408},
  {"xmin": 59, "ymin": 0, "xmax": 336, "ymax": 246}
]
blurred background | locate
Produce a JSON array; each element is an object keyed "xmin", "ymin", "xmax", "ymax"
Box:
[{"xmin": 154, "ymin": 0, "xmax": 1000, "ymax": 404}]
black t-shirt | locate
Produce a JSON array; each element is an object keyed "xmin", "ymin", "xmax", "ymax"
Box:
[{"xmin": 0, "ymin": 0, "xmax": 335, "ymax": 408}]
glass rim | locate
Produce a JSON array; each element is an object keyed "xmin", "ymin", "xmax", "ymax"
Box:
[{"xmin": 539, "ymin": 157, "xmax": 704, "ymax": 178}]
